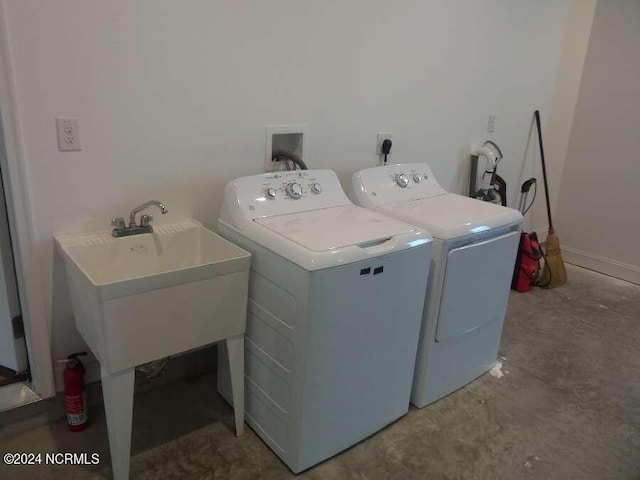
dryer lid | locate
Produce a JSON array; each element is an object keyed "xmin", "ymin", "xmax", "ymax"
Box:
[
  {"xmin": 254, "ymin": 204, "xmax": 416, "ymax": 252},
  {"xmin": 380, "ymin": 193, "xmax": 523, "ymax": 240}
]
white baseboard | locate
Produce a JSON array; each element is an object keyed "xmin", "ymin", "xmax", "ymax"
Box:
[
  {"xmin": 561, "ymin": 245, "xmax": 640, "ymax": 285},
  {"xmin": 528, "ymin": 228, "xmax": 639, "ymax": 285}
]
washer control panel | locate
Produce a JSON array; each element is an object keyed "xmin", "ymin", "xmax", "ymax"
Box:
[
  {"xmin": 262, "ymin": 172, "xmax": 326, "ymax": 201},
  {"xmin": 225, "ymin": 169, "xmax": 351, "ymax": 222}
]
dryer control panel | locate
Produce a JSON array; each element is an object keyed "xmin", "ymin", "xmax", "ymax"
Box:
[
  {"xmin": 221, "ymin": 170, "xmax": 352, "ymax": 227},
  {"xmin": 349, "ymin": 163, "xmax": 447, "ymax": 208}
]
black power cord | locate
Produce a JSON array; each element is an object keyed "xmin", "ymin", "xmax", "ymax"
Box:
[
  {"xmin": 521, "ymin": 178, "xmax": 537, "ymax": 216},
  {"xmin": 381, "ymin": 139, "xmax": 392, "ymax": 165}
]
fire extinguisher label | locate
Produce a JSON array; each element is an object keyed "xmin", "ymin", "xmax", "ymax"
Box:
[{"xmin": 65, "ymin": 394, "xmax": 87, "ymax": 425}]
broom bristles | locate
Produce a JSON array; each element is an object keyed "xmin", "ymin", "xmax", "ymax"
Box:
[{"xmin": 539, "ymin": 232, "xmax": 567, "ymax": 288}]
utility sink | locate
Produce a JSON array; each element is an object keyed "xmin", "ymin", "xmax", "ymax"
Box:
[
  {"xmin": 56, "ymin": 218, "xmax": 250, "ymax": 480},
  {"xmin": 56, "ymin": 218, "xmax": 250, "ymax": 373}
]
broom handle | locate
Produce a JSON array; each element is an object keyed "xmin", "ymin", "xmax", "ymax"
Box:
[{"xmin": 534, "ymin": 110, "xmax": 554, "ymax": 233}]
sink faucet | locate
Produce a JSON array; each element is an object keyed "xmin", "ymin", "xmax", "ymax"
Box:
[
  {"xmin": 129, "ymin": 200, "xmax": 168, "ymax": 227},
  {"xmin": 111, "ymin": 200, "xmax": 168, "ymax": 237}
]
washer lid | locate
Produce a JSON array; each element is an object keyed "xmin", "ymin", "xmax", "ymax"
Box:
[
  {"xmin": 380, "ymin": 193, "xmax": 523, "ymax": 240},
  {"xmin": 255, "ymin": 204, "xmax": 416, "ymax": 252}
]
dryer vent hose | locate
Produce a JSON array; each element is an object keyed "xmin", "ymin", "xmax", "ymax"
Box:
[{"xmin": 272, "ymin": 149, "xmax": 308, "ymax": 170}]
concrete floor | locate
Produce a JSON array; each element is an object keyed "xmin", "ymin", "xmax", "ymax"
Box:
[{"xmin": 1, "ymin": 264, "xmax": 639, "ymax": 479}]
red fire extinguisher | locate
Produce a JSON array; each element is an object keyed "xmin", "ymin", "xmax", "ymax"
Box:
[{"xmin": 60, "ymin": 352, "xmax": 89, "ymax": 432}]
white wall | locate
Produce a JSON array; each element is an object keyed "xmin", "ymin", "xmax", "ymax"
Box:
[
  {"xmin": 533, "ymin": 0, "xmax": 596, "ymax": 235},
  {"xmin": 2, "ymin": 0, "xmax": 575, "ymax": 388},
  {"xmin": 556, "ymin": 0, "xmax": 640, "ymax": 284}
]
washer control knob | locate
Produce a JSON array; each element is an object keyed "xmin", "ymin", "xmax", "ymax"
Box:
[
  {"xmin": 413, "ymin": 173, "xmax": 422, "ymax": 183},
  {"xmin": 311, "ymin": 183, "xmax": 323, "ymax": 194},
  {"xmin": 285, "ymin": 182, "xmax": 303, "ymax": 199},
  {"xmin": 266, "ymin": 187, "xmax": 277, "ymax": 199},
  {"xmin": 395, "ymin": 173, "xmax": 409, "ymax": 188}
]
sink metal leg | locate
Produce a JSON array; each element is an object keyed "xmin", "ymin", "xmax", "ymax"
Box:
[
  {"xmin": 225, "ymin": 334, "xmax": 244, "ymax": 436},
  {"xmin": 101, "ymin": 367, "xmax": 135, "ymax": 480}
]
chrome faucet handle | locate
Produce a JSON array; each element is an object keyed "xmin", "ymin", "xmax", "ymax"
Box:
[
  {"xmin": 140, "ymin": 214, "xmax": 153, "ymax": 227},
  {"xmin": 111, "ymin": 217, "xmax": 125, "ymax": 231}
]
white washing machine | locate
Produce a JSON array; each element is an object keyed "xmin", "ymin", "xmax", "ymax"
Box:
[
  {"xmin": 350, "ymin": 163, "xmax": 523, "ymax": 408},
  {"xmin": 217, "ymin": 169, "xmax": 433, "ymax": 472}
]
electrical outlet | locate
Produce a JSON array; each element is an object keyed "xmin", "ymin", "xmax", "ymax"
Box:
[
  {"xmin": 486, "ymin": 115, "xmax": 496, "ymax": 133},
  {"xmin": 376, "ymin": 132, "xmax": 393, "ymax": 155},
  {"xmin": 56, "ymin": 118, "xmax": 81, "ymax": 152}
]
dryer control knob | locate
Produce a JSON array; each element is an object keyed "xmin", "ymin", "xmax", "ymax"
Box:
[
  {"xmin": 395, "ymin": 173, "xmax": 409, "ymax": 188},
  {"xmin": 285, "ymin": 182, "xmax": 303, "ymax": 199},
  {"xmin": 266, "ymin": 187, "xmax": 277, "ymax": 199},
  {"xmin": 413, "ymin": 174, "xmax": 422, "ymax": 183},
  {"xmin": 311, "ymin": 183, "xmax": 323, "ymax": 194}
]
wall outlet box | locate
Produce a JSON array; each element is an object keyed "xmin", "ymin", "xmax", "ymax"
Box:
[
  {"xmin": 56, "ymin": 118, "xmax": 82, "ymax": 152},
  {"xmin": 265, "ymin": 124, "xmax": 308, "ymax": 172}
]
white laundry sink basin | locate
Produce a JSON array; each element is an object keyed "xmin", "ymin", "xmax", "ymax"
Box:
[{"xmin": 56, "ymin": 219, "xmax": 251, "ymax": 373}]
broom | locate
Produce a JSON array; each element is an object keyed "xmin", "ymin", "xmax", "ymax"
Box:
[{"xmin": 534, "ymin": 110, "xmax": 567, "ymax": 288}]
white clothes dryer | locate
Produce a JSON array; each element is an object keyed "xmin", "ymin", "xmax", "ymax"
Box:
[{"xmin": 350, "ymin": 163, "xmax": 522, "ymax": 408}]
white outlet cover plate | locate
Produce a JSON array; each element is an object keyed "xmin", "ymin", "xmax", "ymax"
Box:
[
  {"xmin": 486, "ymin": 115, "xmax": 496, "ymax": 133},
  {"xmin": 56, "ymin": 117, "xmax": 82, "ymax": 152}
]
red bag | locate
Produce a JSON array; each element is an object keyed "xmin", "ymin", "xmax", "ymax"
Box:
[{"xmin": 511, "ymin": 232, "xmax": 542, "ymax": 293}]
